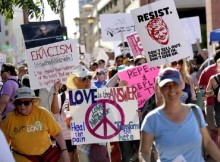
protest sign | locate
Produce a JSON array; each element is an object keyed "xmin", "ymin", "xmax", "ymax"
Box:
[
  {"xmin": 100, "ymin": 13, "xmax": 136, "ymax": 41},
  {"xmin": 126, "ymin": 32, "xmax": 144, "ymax": 57},
  {"xmin": 26, "ymin": 39, "xmax": 79, "ymax": 90},
  {"xmin": 131, "ymin": 0, "xmax": 191, "ymax": 67},
  {"xmin": 118, "ymin": 64, "xmax": 160, "ymax": 108},
  {"xmin": 69, "ymin": 87, "xmax": 140, "ymax": 145},
  {"xmin": 21, "ymin": 20, "xmax": 63, "ymax": 49},
  {"xmin": 0, "ymin": 53, "xmax": 6, "ymax": 69},
  {"xmin": 180, "ymin": 16, "xmax": 201, "ymax": 44}
]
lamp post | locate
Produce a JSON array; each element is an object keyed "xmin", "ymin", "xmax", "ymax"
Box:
[{"xmin": 73, "ymin": 15, "xmax": 95, "ymax": 53}]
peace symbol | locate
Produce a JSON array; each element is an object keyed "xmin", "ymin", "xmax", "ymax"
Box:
[{"xmin": 85, "ymin": 99, "xmax": 125, "ymax": 139}]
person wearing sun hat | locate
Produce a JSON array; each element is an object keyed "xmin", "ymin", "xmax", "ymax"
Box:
[
  {"xmin": 66, "ymin": 64, "xmax": 95, "ymax": 90},
  {"xmin": 63, "ymin": 64, "xmax": 109, "ymax": 162},
  {"xmin": 2, "ymin": 87, "xmax": 70, "ymax": 162},
  {"xmin": 139, "ymin": 67, "xmax": 220, "ymax": 162}
]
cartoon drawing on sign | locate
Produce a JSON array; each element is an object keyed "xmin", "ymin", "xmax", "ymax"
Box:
[
  {"xmin": 146, "ymin": 17, "xmax": 169, "ymax": 45},
  {"xmin": 85, "ymin": 99, "xmax": 125, "ymax": 139}
]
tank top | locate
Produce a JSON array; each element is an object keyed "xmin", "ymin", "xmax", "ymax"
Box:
[{"xmin": 213, "ymin": 74, "xmax": 220, "ymax": 112}]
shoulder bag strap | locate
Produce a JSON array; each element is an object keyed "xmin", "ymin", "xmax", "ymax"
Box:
[{"xmin": 191, "ymin": 105, "xmax": 201, "ymax": 128}]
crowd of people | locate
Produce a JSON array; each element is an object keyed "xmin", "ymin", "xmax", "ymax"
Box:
[{"xmin": 1, "ymin": 42, "xmax": 220, "ymax": 162}]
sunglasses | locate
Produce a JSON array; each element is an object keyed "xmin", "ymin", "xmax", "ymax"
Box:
[
  {"xmin": 171, "ymin": 60, "xmax": 183, "ymax": 67},
  {"xmin": 15, "ymin": 100, "xmax": 32, "ymax": 106},
  {"xmin": 80, "ymin": 76, "xmax": 92, "ymax": 82},
  {"xmin": 97, "ymin": 71, "xmax": 106, "ymax": 75},
  {"xmin": 136, "ymin": 62, "xmax": 146, "ymax": 66}
]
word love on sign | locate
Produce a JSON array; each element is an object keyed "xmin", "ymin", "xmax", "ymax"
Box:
[{"xmin": 118, "ymin": 63, "xmax": 160, "ymax": 108}]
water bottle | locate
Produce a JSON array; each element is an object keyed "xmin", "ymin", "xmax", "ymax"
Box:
[{"xmin": 196, "ymin": 86, "xmax": 204, "ymax": 109}]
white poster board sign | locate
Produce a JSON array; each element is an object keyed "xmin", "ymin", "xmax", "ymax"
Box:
[
  {"xmin": 100, "ymin": 13, "xmax": 136, "ymax": 41},
  {"xmin": 26, "ymin": 39, "xmax": 79, "ymax": 90},
  {"xmin": 69, "ymin": 87, "xmax": 140, "ymax": 145},
  {"xmin": 180, "ymin": 16, "xmax": 201, "ymax": 44},
  {"xmin": 131, "ymin": 0, "xmax": 191, "ymax": 67}
]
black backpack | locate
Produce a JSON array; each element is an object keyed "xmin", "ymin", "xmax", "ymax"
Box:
[{"xmin": 59, "ymin": 92, "xmax": 66, "ymax": 114}]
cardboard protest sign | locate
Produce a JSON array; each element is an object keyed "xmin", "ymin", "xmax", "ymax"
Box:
[
  {"xmin": 21, "ymin": 20, "xmax": 63, "ymax": 49},
  {"xmin": 180, "ymin": 16, "xmax": 201, "ymax": 44},
  {"xmin": 126, "ymin": 32, "xmax": 144, "ymax": 57},
  {"xmin": 118, "ymin": 64, "xmax": 160, "ymax": 108},
  {"xmin": 131, "ymin": 0, "xmax": 191, "ymax": 67},
  {"xmin": 69, "ymin": 87, "xmax": 140, "ymax": 145},
  {"xmin": 100, "ymin": 13, "xmax": 136, "ymax": 41},
  {"xmin": 26, "ymin": 39, "xmax": 79, "ymax": 90}
]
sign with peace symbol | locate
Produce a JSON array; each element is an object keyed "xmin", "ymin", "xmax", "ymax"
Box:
[{"xmin": 85, "ymin": 99, "xmax": 125, "ymax": 139}]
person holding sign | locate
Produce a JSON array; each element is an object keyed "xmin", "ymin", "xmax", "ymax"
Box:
[
  {"xmin": 139, "ymin": 67, "xmax": 220, "ymax": 162},
  {"xmin": 65, "ymin": 65, "xmax": 110, "ymax": 162}
]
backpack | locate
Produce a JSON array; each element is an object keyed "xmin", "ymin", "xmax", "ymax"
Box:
[
  {"xmin": 59, "ymin": 92, "xmax": 66, "ymax": 114},
  {"xmin": 7, "ymin": 78, "xmax": 22, "ymax": 88}
]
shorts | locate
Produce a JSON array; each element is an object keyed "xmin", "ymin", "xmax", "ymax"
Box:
[
  {"xmin": 57, "ymin": 139, "xmax": 77, "ymax": 152},
  {"xmin": 214, "ymin": 111, "xmax": 220, "ymax": 128},
  {"xmin": 205, "ymin": 105, "xmax": 216, "ymax": 130}
]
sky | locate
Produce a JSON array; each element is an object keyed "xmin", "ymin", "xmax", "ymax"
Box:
[{"xmin": 41, "ymin": 0, "xmax": 79, "ymax": 39}]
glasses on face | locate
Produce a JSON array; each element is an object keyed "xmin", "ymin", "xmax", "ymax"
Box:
[
  {"xmin": 136, "ymin": 62, "xmax": 146, "ymax": 66},
  {"xmin": 80, "ymin": 76, "xmax": 92, "ymax": 82},
  {"xmin": 15, "ymin": 100, "xmax": 32, "ymax": 106},
  {"xmin": 97, "ymin": 71, "xmax": 106, "ymax": 75},
  {"xmin": 171, "ymin": 60, "xmax": 183, "ymax": 67}
]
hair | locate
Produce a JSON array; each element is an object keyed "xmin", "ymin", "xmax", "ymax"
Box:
[
  {"xmin": 162, "ymin": 59, "xmax": 190, "ymax": 83},
  {"xmin": 217, "ymin": 58, "xmax": 220, "ymax": 72},
  {"xmin": 134, "ymin": 55, "xmax": 147, "ymax": 65},
  {"xmin": 1, "ymin": 63, "xmax": 17, "ymax": 76},
  {"xmin": 98, "ymin": 59, "xmax": 105, "ymax": 64},
  {"xmin": 214, "ymin": 50, "xmax": 220, "ymax": 63},
  {"xmin": 115, "ymin": 55, "xmax": 124, "ymax": 61}
]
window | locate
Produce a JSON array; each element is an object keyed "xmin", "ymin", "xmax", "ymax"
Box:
[{"xmin": 5, "ymin": 30, "xmax": 8, "ymax": 36}]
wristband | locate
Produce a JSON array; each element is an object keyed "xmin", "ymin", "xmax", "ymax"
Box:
[{"xmin": 61, "ymin": 148, "xmax": 68, "ymax": 152}]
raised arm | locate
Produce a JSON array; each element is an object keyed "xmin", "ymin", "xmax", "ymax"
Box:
[{"xmin": 51, "ymin": 81, "xmax": 62, "ymax": 114}]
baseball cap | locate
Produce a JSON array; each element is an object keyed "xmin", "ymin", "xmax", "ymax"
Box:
[{"xmin": 158, "ymin": 67, "xmax": 181, "ymax": 87}]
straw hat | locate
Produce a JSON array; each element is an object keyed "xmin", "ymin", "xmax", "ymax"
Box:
[{"xmin": 66, "ymin": 65, "xmax": 94, "ymax": 89}]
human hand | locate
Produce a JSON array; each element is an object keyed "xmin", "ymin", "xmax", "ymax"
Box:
[
  {"xmin": 53, "ymin": 81, "xmax": 62, "ymax": 93},
  {"xmin": 118, "ymin": 80, "xmax": 127, "ymax": 87},
  {"xmin": 64, "ymin": 116, "xmax": 72, "ymax": 129}
]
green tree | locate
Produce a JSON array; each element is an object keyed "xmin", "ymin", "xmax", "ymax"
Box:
[{"xmin": 0, "ymin": 0, "xmax": 65, "ymax": 21}]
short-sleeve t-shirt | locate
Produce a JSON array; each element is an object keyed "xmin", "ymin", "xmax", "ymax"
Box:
[
  {"xmin": 0, "ymin": 76, "xmax": 19, "ymax": 116},
  {"xmin": 141, "ymin": 106, "xmax": 207, "ymax": 162},
  {"xmin": 2, "ymin": 106, "xmax": 61, "ymax": 162}
]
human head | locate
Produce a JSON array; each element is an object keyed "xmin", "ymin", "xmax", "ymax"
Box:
[
  {"xmin": 18, "ymin": 65, "xmax": 28, "ymax": 79},
  {"xmin": 134, "ymin": 55, "xmax": 147, "ymax": 66},
  {"xmin": 96, "ymin": 69, "xmax": 107, "ymax": 82},
  {"xmin": 1, "ymin": 63, "xmax": 17, "ymax": 81},
  {"xmin": 13, "ymin": 87, "xmax": 40, "ymax": 116},
  {"xmin": 146, "ymin": 17, "xmax": 169, "ymax": 45},
  {"xmin": 97, "ymin": 59, "xmax": 105, "ymax": 69},
  {"xmin": 39, "ymin": 25, "xmax": 48, "ymax": 36},
  {"xmin": 158, "ymin": 67, "xmax": 181, "ymax": 87},
  {"xmin": 214, "ymin": 49, "xmax": 220, "ymax": 63},
  {"xmin": 170, "ymin": 59, "xmax": 189, "ymax": 83},
  {"xmin": 66, "ymin": 65, "xmax": 94, "ymax": 89},
  {"xmin": 90, "ymin": 62, "xmax": 98, "ymax": 71},
  {"xmin": 115, "ymin": 55, "xmax": 124, "ymax": 67}
]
